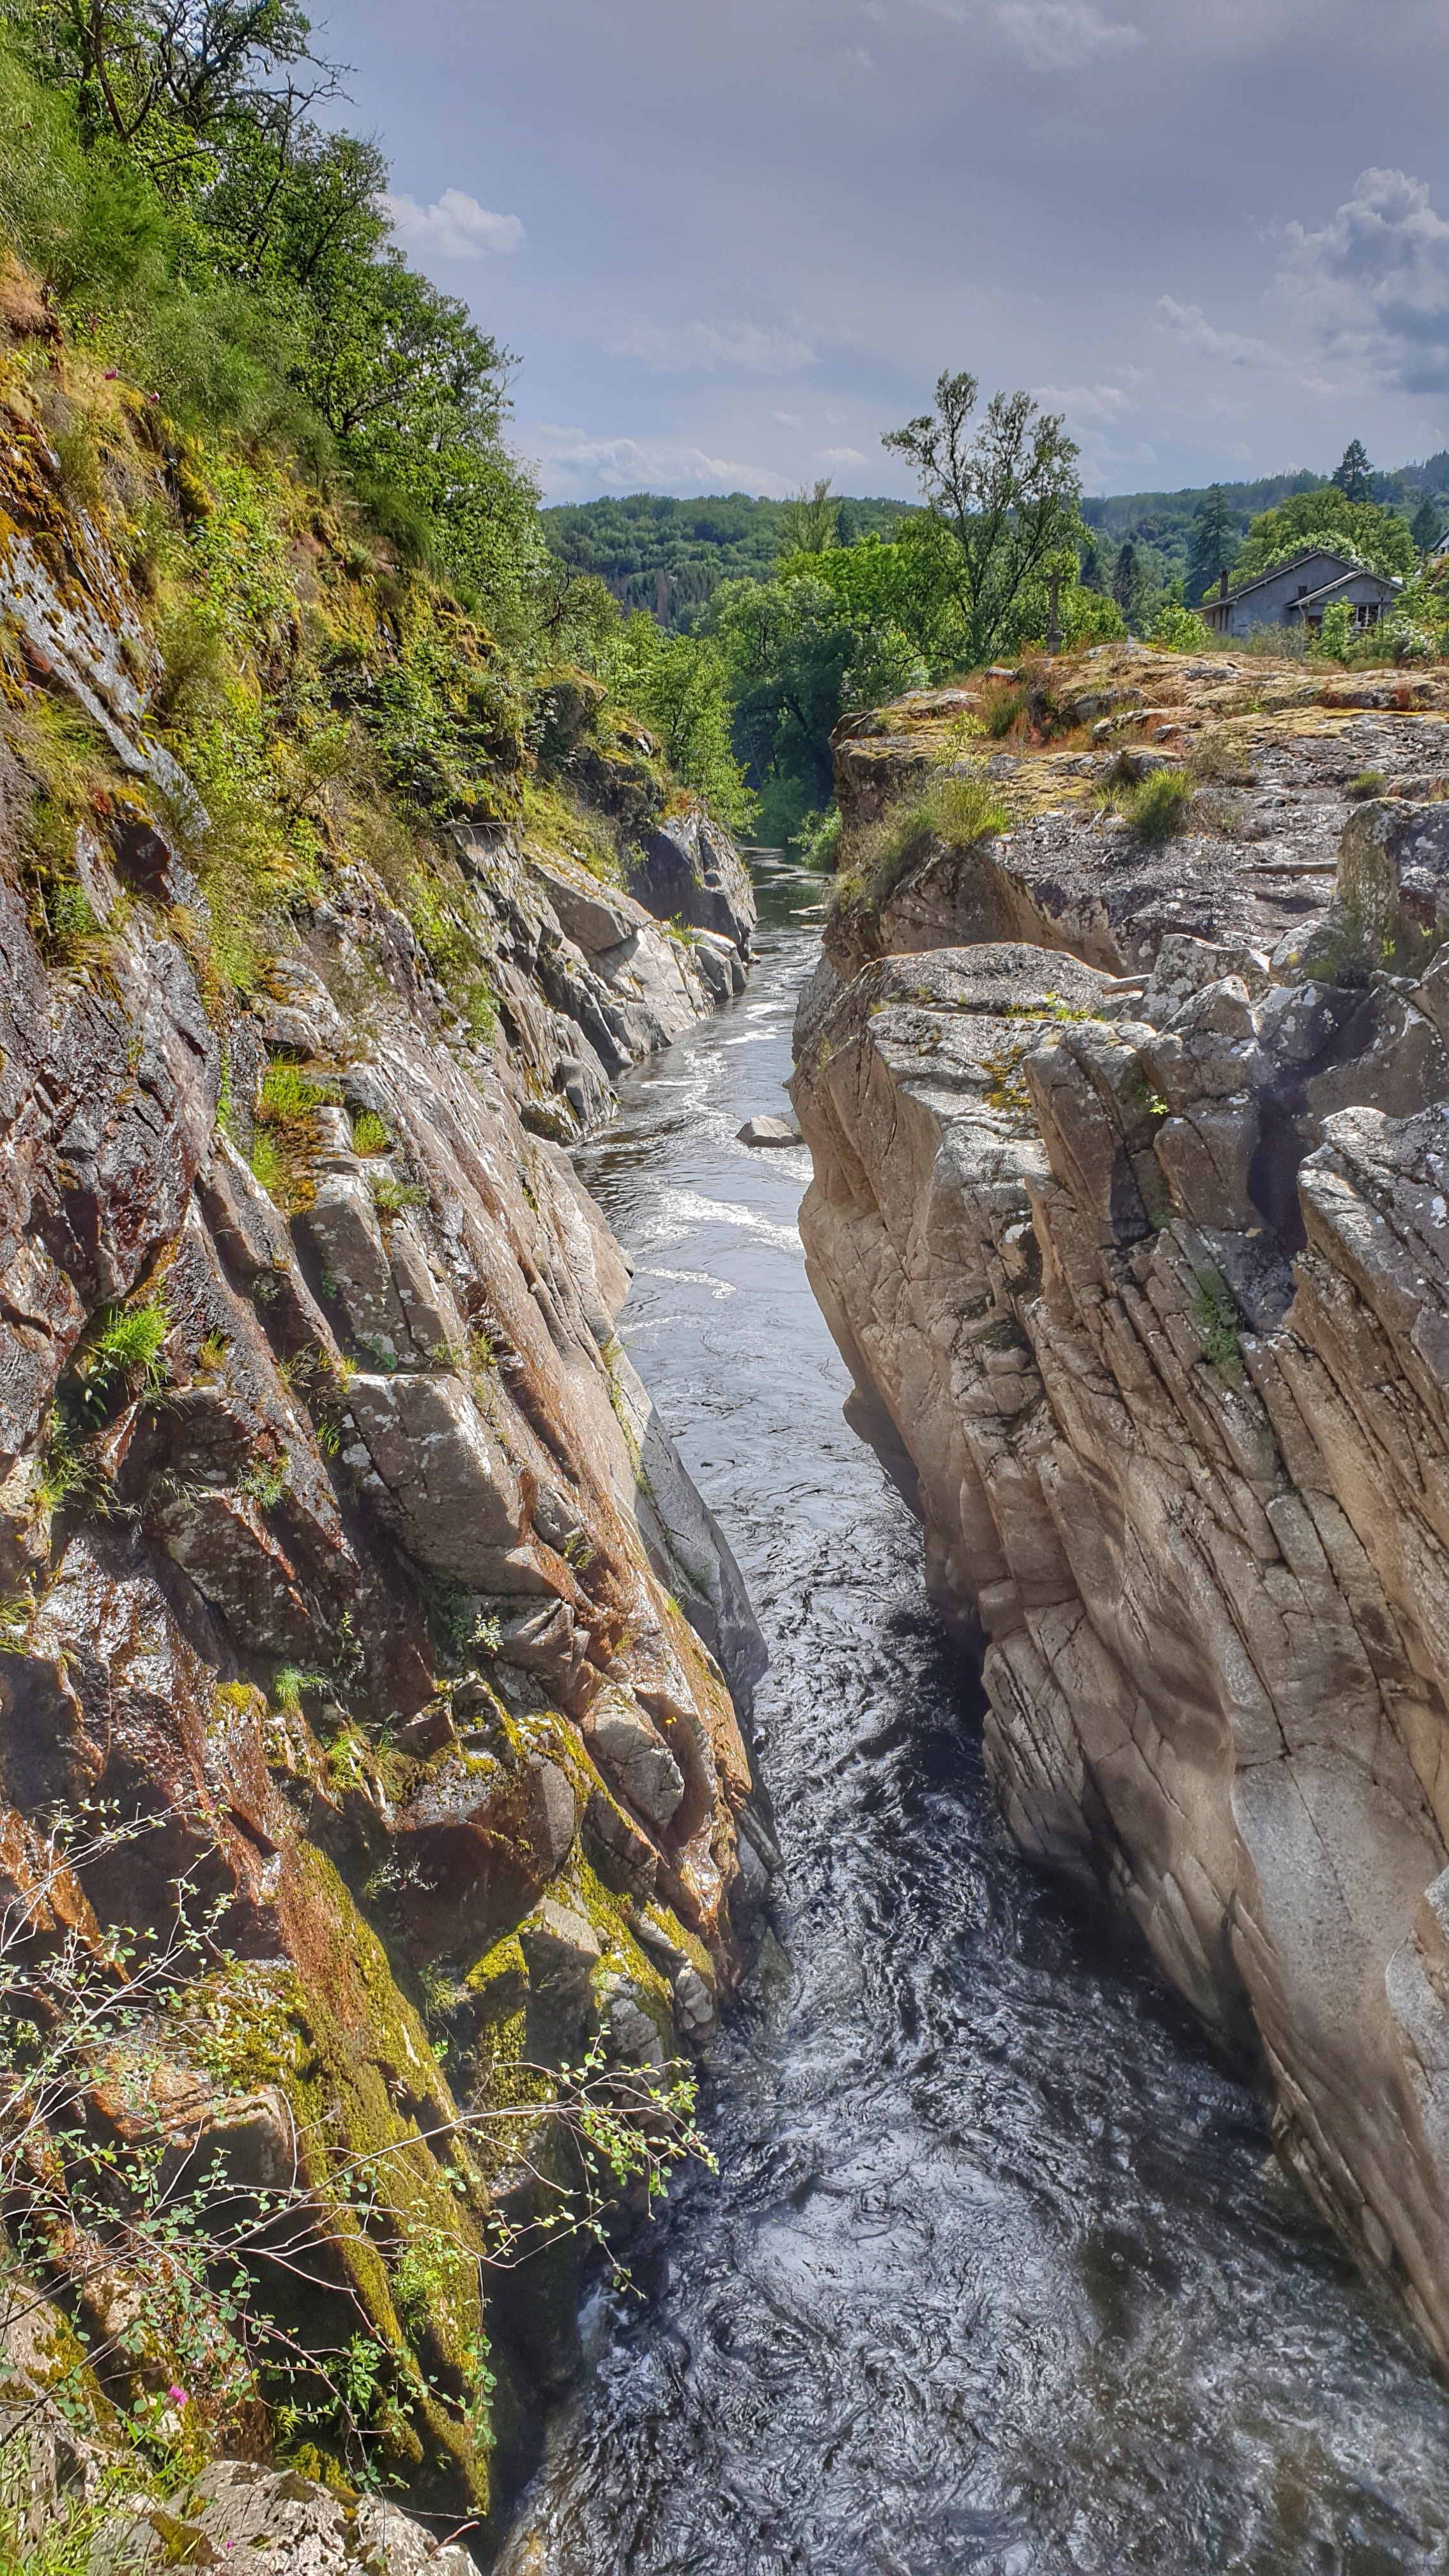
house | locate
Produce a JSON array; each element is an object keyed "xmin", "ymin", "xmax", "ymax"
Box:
[{"xmin": 1201, "ymin": 548, "xmax": 1401, "ymax": 640}]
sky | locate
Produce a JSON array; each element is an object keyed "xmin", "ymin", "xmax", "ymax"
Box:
[{"xmin": 323, "ymin": 0, "xmax": 1449, "ymax": 506}]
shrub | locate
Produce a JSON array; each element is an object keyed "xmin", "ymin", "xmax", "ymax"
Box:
[
  {"xmin": 1314, "ymin": 601, "xmax": 1354, "ymax": 662},
  {"xmin": 1128, "ymin": 768, "xmax": 1194, "ymax": 843},
  {"xmin": 794, "ymin": 806, "xmax": 842, "ymax": 870},
  {"xmin": 1347, "ymin": 770, "xmax": 1386, "ymax": 801},
  {"xmin": 1151, "ymin": 601, "xmax": 1213, "ymax": 653}
]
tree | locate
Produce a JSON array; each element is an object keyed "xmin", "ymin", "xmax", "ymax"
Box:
[
  {"xmin": 882, "ymin": 370, "xmax": 1081, "ymax": 670},
  {"xmin": 1413, "ymin": 493, "xmax": 1443, "ymax": 556},
  {"xmin": 776, "ymin": 477, "xmax": 839, "ymax": 557},
  {"xmin": 1112, "ymin": 538, "xmax": 1140, "ymax": 625},
  {"xmin": 1232, "ymin": 484, "xmax": 1414, "ymax": 584},
  {"xmin": 604, "ymin": 617, "xmax": 756, "ymax": 833},
  {"xmin": 1187, "ymin": 485, "xmax": 1236, "ymax": 602},
  {"xmin": 1333, "ymin": 440, "xmax": 1373, "ymax": 503}
]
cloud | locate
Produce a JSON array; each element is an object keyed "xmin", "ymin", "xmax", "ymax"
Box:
[
  {"xmin": 837, "ymin": 44, "xmax": 876, "ymax": 66},
  {"xmin": 609, "ymin": 318, "xmax": 817, "ymax": 375},
  {"xmin": 822, "ymin": 445, "xmax": 868, "ymax": 463},
  {"xmin": 530, "ymin": 425, "xmax": 792, "ymax": 500},
  {"xmin": 996, "ymin": 1, "xmax": 1142, "ymax": 71},
  {"xmin": 1276, "ymin": 168, "xmax": 1449, "ymax": 393},
  {"xmin": 772, "ymin": 410, "xmax": 805, "ymax": 427},
  {"xmin": 1033, "ymin": 379, "xmax": 1128, "ymax": 421},
  {"xmin": 384, "ymin": 188, "xmax": 525, "ymax": 259},
  {"xmin": 1154, "ymin": 295, "xmax": 1282, "ymax": 367}
]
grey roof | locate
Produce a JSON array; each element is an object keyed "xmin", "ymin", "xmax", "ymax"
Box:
[{"xmin": 1292, "ymin": 566, "xmax": 1402, "ymax": 608}]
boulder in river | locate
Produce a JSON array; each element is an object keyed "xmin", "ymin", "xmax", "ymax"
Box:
[{"xmin": 738, "ymin": 1115, "xmax": 802, "ymax": 1148}]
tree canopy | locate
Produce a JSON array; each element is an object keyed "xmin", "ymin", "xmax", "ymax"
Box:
[
  {"xmin": 1231, "ymin": 484, "xmax": 1414, "ymax": 586},
  {"xmin": 882, "ymin": 369, "xmax": 1083, "ymax": 670}
]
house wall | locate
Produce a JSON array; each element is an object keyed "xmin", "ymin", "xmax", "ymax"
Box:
[{"xmin": 1214, "ymin": 551, "xmax": 1359, "ymax": 637}]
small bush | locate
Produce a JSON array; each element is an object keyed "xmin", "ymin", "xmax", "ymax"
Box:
[
  {"xmin": 793, "ymin": 806, "xmax": 842, "ymax": 871},
  {"xmin": 1312, "ymin": 601, "xmax": 1354, "ymax": 663},
  {"xmin": 1191, "ymin": 1272, "xmax": 1241, "ymax": 1376},
  {"xmin": 1151, "ymin": 601, "xmax": 1213, "ymax": 653},
  {"xmin": 1347, "ymin": 770, "xmax": 1386, "ymax": 802}
]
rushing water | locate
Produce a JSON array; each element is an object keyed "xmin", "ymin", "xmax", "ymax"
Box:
[{"xmin": 498, "ymin": 861, "xmax": 1449, "ymax": 2576}]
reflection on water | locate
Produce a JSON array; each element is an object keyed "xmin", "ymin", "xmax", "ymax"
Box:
[{"xmin": 497, "ymin": 862, "xmax": 1449, "ymax": 2576}]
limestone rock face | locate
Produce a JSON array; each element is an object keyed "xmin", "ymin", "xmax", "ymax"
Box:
[{"xmin": 793, "ymin": 645, "xmax": 1449, "ymax": 2365}]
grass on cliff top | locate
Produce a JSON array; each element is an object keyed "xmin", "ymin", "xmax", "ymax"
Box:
[{"xmin": 836, "ymin": 769, "xmax": 1009, "ymax": 916}]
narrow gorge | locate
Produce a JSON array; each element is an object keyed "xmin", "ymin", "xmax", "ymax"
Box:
[{"xmin": 8, "ymin": 167, "xmax": 1449, "ymax": 2576}]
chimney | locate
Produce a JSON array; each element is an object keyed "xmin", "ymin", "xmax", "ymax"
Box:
[{"xmin": 1218, "ymin": 568, "xmax": 1229, "ymax": 599}]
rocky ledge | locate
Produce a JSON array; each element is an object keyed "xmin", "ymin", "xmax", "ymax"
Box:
[{"xmin": 793, "ymin": 642, "xmax": 1449, "ymax": 2364}]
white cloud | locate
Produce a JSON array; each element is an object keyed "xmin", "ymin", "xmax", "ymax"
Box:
[
  {"xmin": 772, "ymin": 410, "xmax": 805, "ymax": 427},
  {"xmin": 1154, "ymin": 295, "xmax": 1282, "ymax": 367},
  {"xmin": 1033, "ymin": 379, "xmax": 1128, "ymax": 422},
  {"xmin": 822, "ymin": 445, "xmax": 868, "ymax": 463},
  {"xmin": 1276, "ymin": 168, "xmax": 1449, "ymax": 393},
  {"xmin": 530, "ymin": 425, "xmax": 791, "ymax": 501},
  {"xmin": 609, "ymin": 318, "xmax": 817, "ymax": 376},
  {"xmin": 837, "ymin": 43, "xmax": 876, "ymax": 66},
  {"xmin": 996, "ymin": 1, "xmax": 1142, "ymax": 71},
  {"xmin": 384, "ymin": 188, "xmax": 525, "ymax": 259}
]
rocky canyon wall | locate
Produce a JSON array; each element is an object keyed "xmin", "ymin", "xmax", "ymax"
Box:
[
  {"xmin": 793, "ymin": 645, "xmax": 1449, "ymax": 2364},
  {"xmin": 0, "ymin": 302, "xmax": 765, "ymax": 2559}
]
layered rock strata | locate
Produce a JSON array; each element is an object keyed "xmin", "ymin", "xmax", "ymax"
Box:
[
  {"xmin": 794, "ymin": 645, "xmax": 1449, "ymax": 2361},
  {"xmin": 0, "ymin": 339, "xmax": 763, "ymax": 2543}
]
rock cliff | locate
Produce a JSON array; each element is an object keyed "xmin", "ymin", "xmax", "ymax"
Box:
[
  {"xmin": 0, "ymin": 309, "xmax": 763, "ymax": 2552},
  {"xmin": 793, "ymin": 642, "xmax": 1449, "ymax": 2363}
]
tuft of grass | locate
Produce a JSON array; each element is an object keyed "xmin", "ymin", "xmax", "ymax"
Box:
[
  {"xmin": 349, "ymin": 1108, "xmax": 390, "ymax": 1156},
  {"xmin": 1191, "ymin": 1273, "xmax": 1241, "ymax": 1376},
  {"xmin": 1347, "ymin": 769, "xmax": 1387, "ymax": 802},
  {"xmin": 1099, "ymin": 766, "xmax": 1195, "ymax": 845},
  {"xmin": 369, "ymin": 1170, "xmax": 429, "ymax": 1216},
  {"xmin": 76, "ymin": 1297, "xmax": 171, "ymax": 1416},
  {"xmin": 249, "ymin": 1062, "xmax": 341, "ymax": 1212},
  {"xmin": 241, "ymin": 1452, "xmax": 291, "ymax": 1510},
  {"xmin": 841, "ymin": 767, "xmax": 1008, "ymax": 914}
]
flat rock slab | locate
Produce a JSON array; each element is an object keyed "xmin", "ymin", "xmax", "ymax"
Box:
[{"xmin": 738, "ymin": 1115, "xmax": 802, "ymax": 1148}]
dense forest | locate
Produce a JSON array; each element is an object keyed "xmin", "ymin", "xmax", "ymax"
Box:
[{"xmin": 540, "ymin": 491, "xmax": 912, "ymax": 627}]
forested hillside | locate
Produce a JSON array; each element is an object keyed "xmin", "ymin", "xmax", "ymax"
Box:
[
  {"xmin": 547, "ymin": 454, "xmax": 1449, "ymax": 634},
  {"xmin": 541, "ymin": 491, "xmax": 910, "ymax": 628}
]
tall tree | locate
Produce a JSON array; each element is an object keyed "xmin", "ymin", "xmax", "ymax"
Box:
[
  {"xmin": 777, "ymin": 477, "xmax": 839, "ymax": 557},
  {"xmin": 1187, "ymin": 484, "xmax": 1236, "ymax": 602},
  {"xmin": 882, "ymin": 369, "xmax": 1080, "ymax": 669},
  {"xmin": 1112, "ymin": 539, "xmax": 1140, "ymax": 625},
  {"xmin": 1413, "ymin": 493, "xmax": 1443, "ymax": 555},
  {"xmin": 1333, "ymin": 440, "xmax": 1373, "ymax": 503}
]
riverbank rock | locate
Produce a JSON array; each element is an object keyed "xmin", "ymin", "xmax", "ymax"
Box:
[
  {"xmin": 793, "ymin": 641, "xmax": 1449, "ymax": 2365},
  {"xmin": 0, "ymin": 335, "xmax": 765, "ymax": 2547}
]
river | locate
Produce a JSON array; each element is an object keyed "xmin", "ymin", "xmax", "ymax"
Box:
[{"xmin": 496, "ymin": 860, "xmax": 1449, "ymax": 2576}]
